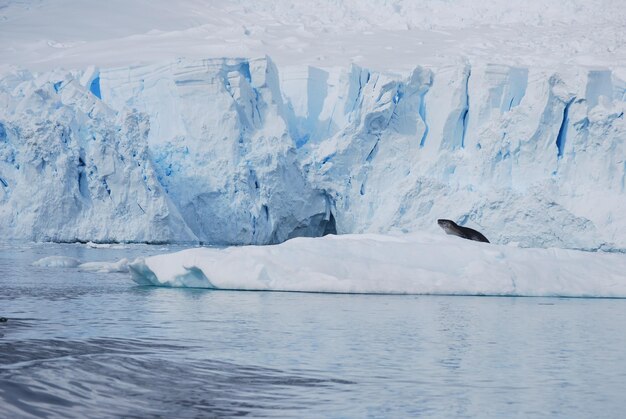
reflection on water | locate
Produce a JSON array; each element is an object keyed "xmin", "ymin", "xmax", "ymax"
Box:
[{"xmin": 1, "ymin": 243, "xmax": 626, "ymax": 418}]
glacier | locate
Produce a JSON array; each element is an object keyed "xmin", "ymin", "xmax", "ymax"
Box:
[
  {"xmin": 1, "ymin": 56, "xmax": 625, "ymax": 249},
  {"xmin": 0, "ymin": 72, "xmax": 195, "ymax": 243}
]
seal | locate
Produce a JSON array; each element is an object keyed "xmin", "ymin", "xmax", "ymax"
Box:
[{"xmin": 437, "ymin": 219, "xmax": 490, "ymax": 243}]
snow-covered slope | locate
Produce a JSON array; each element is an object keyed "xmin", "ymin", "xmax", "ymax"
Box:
[
  {"xmin": 128, "ymin": 232, "xmax": 626, "ymax": 297},
  {"xmin": 1, "ymin": 1, "xmax": 625, "ymax": 249},
  {"xmin": 2, "ymin": 0, "xmax": 625, "ymax": 71}
]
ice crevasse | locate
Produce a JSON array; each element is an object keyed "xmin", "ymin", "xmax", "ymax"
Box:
[{"xmin": 0, "ymin": 56, "xmax": 625, "ymax": 250}]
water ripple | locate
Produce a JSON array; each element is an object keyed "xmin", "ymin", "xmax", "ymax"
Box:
[{"xmin": 0, "ymin": 337, "xmax": 353, "ymax": 418}]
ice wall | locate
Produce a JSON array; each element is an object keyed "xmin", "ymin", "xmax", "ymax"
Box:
[
  {"xmin": 99, "ymin": 58, "xmax": 332, "ymax": 244},
  {"xmin": 0, "ymin": 71, "xmax": 195, "ymax": 243},
  {"xmin": 1, "ymin": 57, "xmax": 625, "ymax": 249},
  {"xmin": 307, "ymin": 62, "xmax": 626, "ymax": 250}
]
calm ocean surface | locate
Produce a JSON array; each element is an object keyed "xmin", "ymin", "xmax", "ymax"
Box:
[{"xmin": 1, "ymin": 243, "xmax": 626, "ymax": 418}]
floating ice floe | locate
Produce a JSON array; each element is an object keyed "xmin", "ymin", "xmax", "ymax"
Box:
[
  {"xmin": 32, "ymin": 256, "xmax": 81, "ymax": 268},
  {"xmin": 128, "ymin": 233, "xmax": 626, "ymax": 298},
  {"xmin": 78, "ymin": 258, "xmax": 129, "ymax": 273},
  {"xmin": 32, "ymin": 256, "xmax": 130, "ymax": 273}
]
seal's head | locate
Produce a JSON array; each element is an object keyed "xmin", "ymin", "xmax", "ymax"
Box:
[{"xmin": 437, "ymin": 219, "xmax": 458, "ymax": 235}]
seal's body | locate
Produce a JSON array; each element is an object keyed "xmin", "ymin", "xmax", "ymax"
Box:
[{"xmin": 437, "ymin": 219, "xmax": 490, "ymax": 243}]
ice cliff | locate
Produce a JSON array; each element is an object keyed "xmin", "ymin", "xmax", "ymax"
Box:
[
  {"xmin": 1, "ymin": 57, "xmax": 625, "ymax": 249},
  {"xmin": 0, "ymin": 71, "xmax": 195, "ymax": 243}
]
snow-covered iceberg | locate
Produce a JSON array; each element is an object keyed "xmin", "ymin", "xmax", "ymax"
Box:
[{"xmin": 129, "ymin": 233, "xmax": 626, "ymax": 298}]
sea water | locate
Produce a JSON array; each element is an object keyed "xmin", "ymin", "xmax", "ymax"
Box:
[{"xmin": 1, "ymin": 243, "xmax": 626, "ymax": 418}]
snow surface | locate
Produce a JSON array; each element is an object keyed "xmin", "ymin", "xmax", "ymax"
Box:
[
  {"xmin": 2, "ymin": 0, "xmax": 625, "ymax": 71},
  {"xmin": 1, "ymin": 1, "xmax": 626, "ymax": 250},
  {"xmin": 129, "ymin": 233, "xmax": 626, "ymax": 297}
]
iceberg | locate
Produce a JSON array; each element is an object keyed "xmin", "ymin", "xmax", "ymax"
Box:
[{"xmin": 129, "ymin": 233, "xmax": 626, "ymax": 298}]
